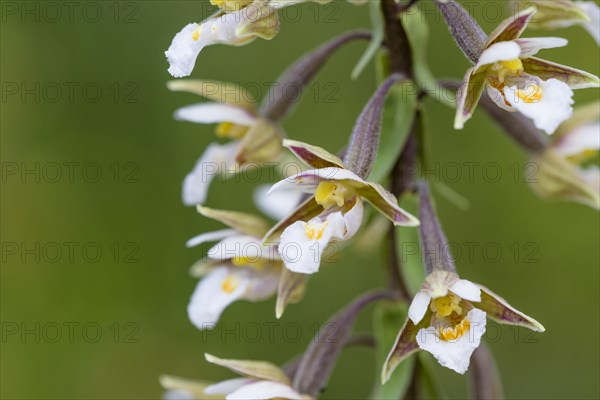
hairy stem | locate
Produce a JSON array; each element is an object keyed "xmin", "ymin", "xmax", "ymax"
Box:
[
  {"xmin": 381, "ymin": 0, "xmax": 416, "ymax": 294},
  {"xmin": 381, "ymin": 0, "xmax": 413, "ymax": 77}
]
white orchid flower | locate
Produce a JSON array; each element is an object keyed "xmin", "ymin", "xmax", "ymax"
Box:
[
  {"xmin": 186, "ymin": 207, "xmax": 282, "ymax": 329},
  {"xmin": 168, "ymin": 79, "xmax": 283, "ymax": 206},
  {"xmin": 456, "ymin": 8, "xmax": 599, "ymax": 134},
  {"xmin": 165, "ymin": 0, "xmax": 366, "ymax": 78},
  {"xmin": 263, "ymin": 140, "xmax": 419, "ymax": 275},
  {"xmin": 531, "ymin": 101, "xmax": 600, "ymax": 209},
  {"xmin": 166, "ymin": 0, "xmax": 278, "ymax": 78},
  {"xmin": 383, "ymin": 270, "xmax": 545, "ymax": 377}
]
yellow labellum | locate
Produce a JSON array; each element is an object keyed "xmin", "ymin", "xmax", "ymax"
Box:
[
  {"xmin": 440, "ymin": 318, "xmax": 471, "ymax": 341},
  {"xmin": 305, "ymin": 221, "xmax": 328, "ymax": 240},
  {"xmin": 516, "ymin": 84, "xmax": 543, "ymax": 104},
  {"xmin": 315, "ymin": 182, "xmax": 347, "ymax": 209}
]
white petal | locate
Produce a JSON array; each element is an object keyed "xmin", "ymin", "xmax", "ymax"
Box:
[
  {"xmin": 187, "ymin": 267, "xmax": 249, "ymax": 329},
  {"xmin": 504, "ymin": 78, "xmax": 574, "ymax": 134},
  {"xmin": 554, "ymin": 121, "xmax": 600, "ymax": 157},
  {"xmin": 577, "ymin": 1, "xmax": 600, "ymax": 44},
  {"xmin": 449, "ymin": 279, "xmax": 482, "ymax": 302},
  {"xmin": 515, "ymin": 37, "xmax": 568, "ymax": 58},
  {"xmin": 278, "ymin": 213, "xmax": 345, "ymax": 274},
  {"xmin": 475, "ymin": 41, "xmax": 522, "ymax": 70},
  {"xmin": 182, "ymin": 142, "xmax": 239, "ymax": 206},
  {"xmin": 408, "ymin": 291, "xmax": 432, "ymax": 324},
  {"xmin": 186, "ymin": 229, "xmax": 237, "ymax": 248},
  {"xmin": 175, "ymin": 103, "xmax": 256, "ymax": 126},
  {"xmin": 165, "ymin": 23, "xmax": 206, "ymax": 78},
  {"xmin": 340, "ymin": 199, "xmax": 364, "ymax": 240},
  {"xmin": 253, "ymin": 184, "xmax": 304, "ymax": 221},
  {"xmin": 226, "ymin": 381, "xmax": 303, "ymax": 400},
  {"xmin": 204, "ymin": 378, "xmax": 254, "ymax": 396},
  {"xmin": 208, "ymin": 235, "xmax": 273, "ymax": 260},
  {"xmin": 416, "ymin": 309, "xmax": 487, "ymax": 374},
  {"xmin": 166, "ymin": 13, "xmax": 250, "ymax": 78}
]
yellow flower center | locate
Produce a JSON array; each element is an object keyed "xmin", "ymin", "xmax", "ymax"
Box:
[
  {"xmin": 314, "ymin": 182, "xmax": 349, "ymax": 209},
  {"xmin": 431, "ymin": 293, "xmax": 463, "ymax": 319},
  {"xmin": 440, "ymin": 318, "xmax": 471, "ymax": 341},
  {"xmin": 221, "ymin": 274, "xmax": 241, "ymax": 294},
  {"xmin": 515, "ymin": 84, "xmax": 543, "ymax": 104},
  {"xmin": 215, "ymin": 122, "xmax": 249, "ymax": 139},
  {"xmin": 494, "ymin": 58, "xmax": 524, "ymax": 83},
  {"xmin": 304, "ymin": 221, "xmax": 328, "ymax": 240},
  {"xmin": 210, "ymin": 0, "xmax": 253, "ymax": 11}
]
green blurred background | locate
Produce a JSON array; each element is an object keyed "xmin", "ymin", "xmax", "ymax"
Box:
[{"xmin": 1, "ymin": 1, "xmax": 598, "ymax": 398}]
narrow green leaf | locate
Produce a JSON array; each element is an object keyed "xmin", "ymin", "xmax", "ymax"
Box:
[
  {"xmin": 352, "ymin": 0, "xmax": 384, "ymax": 80},
  {"xmin": 368, "ymin": 81, "xmax": 418, "ymax": 183},
  {"xmin": 401, "ymin": 8, "xmax": 455, "ymax": 108},
  {"xmin": 370, "ymin": 301, "xmax": 414, "ymax": 400}
]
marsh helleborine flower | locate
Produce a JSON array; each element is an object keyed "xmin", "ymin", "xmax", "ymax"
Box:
[
  {"xmin": 168, "ymin": 79, "xmax": 283, "ymax": 206},
  {"xmin": 382, "ymin": 183, "xmax": 544, "ymax": 378},
  {"xmin": 531, "ymin": 101, "xmax": 600, "ymax": 208},
  {"xmin": 165, "ymin": 0, "xmax": 366, "ymax": 78},
  {"xmin": 265, "ymin": 139, "xmax": 419, "ymax": 275},
  {"xmin": 456, "ymin": 8, "xmax": 600, "ymax": 134},
  {"xmin": 383, "ymin": 270, "xmax": 545, "ymax": 377},
  {"xmin": 186, "ymin": 206, "xmax": 284, "ymax": 329}
]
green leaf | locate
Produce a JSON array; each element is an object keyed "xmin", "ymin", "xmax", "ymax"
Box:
[
  {"xmin": 352, "ymin": 0, "xmax": 384, "ymax": 80},
  {"xmin": 401, "ymin": 8, "xmax": 455, "ymax": 108},
  {"xmin": 368, "ymin": 80, "xmax": 418, "ymax": 183},
  {"xmin": 396, "ymin": 193, "xmax": 424, "ymax": 295},
  {"xmin": 370, "ymin": 301, "xmax": 414, "ymax": 400}
]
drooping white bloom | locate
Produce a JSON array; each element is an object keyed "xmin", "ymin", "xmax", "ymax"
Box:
[
  {"xmin": 383, "ymin": 270, "xmax": 544, "ymax": 378},
  {"xmin": 165, "ymin": 3, "xmax": 276, "ymax": 78},
  {"xmin": 456, "ymin": 8, "xmax": 599, "ymax": 134}
]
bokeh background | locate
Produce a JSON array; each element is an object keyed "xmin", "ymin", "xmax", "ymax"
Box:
[{"xmin": 1, "ymin": 0, "xmax": 599, "ymax": 399}]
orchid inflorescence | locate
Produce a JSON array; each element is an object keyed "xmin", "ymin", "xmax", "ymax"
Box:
[{"xmin": 161, "ymin": 0, "xmax": 599, "ymax": 399}]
